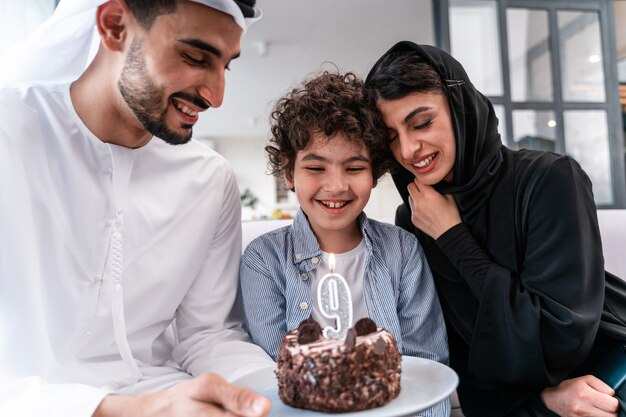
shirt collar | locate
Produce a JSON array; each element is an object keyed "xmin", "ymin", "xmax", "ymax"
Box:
[{"xmin": 290, "ymin": 208, "xmax": 374, "ymax": 265}]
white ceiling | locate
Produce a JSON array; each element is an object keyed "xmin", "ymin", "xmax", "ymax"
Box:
[{"xmin": 195, "ymin": 0, "xmax": 434, "ymax": 141}]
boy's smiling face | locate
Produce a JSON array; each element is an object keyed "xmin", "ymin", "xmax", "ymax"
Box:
[{"xmin": 285, "ymin": 132, "xmax": 374, "ymax": 252}]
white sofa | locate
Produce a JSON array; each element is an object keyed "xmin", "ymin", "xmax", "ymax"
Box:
[
  {"xmin": 241, "ymin": 210, "xmax": 626, "ymax": 416},
  {"xmin": 597, "ymin": 210, "xmax": 626, "ymax": 279}
]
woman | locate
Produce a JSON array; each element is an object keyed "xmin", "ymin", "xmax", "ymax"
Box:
[{"xmin": 365, "ymin": 41, "xmax": 626, "ymax": 417}]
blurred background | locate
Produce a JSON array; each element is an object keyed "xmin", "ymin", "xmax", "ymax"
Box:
[{"xmin": 3, "ymin": 0, "xmax": 625, "ymax": 220}]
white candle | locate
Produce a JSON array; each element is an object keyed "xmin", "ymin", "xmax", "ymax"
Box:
[{"xmin": 317, "ymin": 253, "xmax": 353, "ymax": 340}]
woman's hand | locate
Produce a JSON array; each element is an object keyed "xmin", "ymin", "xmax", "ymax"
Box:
[
  {"xmin": 407, "ymin": 179, "xmax": 461, "ymax": 239},
  {"xmin": 541, "ymin": 375, "xmax": 619, "ymax": 417}
]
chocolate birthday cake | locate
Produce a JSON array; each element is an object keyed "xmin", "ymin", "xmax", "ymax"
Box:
[{"xmin": 276, "ymin": 318, "xmax": 401, "ymax": 412}]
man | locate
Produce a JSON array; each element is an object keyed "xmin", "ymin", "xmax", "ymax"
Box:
[{"xmin": 0, "ymin": 1, "xmax": 274, "ymax": 416}]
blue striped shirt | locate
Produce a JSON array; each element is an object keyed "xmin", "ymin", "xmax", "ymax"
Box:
[{"xmin": 240, "ymin": 209, "xmax": 450, "ymax": 416}]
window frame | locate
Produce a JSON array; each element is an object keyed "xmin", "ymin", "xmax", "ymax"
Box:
[{"xmin": 435, "ymin": 0, "xmax": 626, "ymax": 208}]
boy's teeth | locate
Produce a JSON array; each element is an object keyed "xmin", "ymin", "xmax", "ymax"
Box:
[{"xmin": 322, "ymin": 201, "xmax": 346, "ymax": 208}]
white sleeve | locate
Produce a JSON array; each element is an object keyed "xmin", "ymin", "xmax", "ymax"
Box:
[
  {"xmin": 172, "ymin": 166, "xmax": 274, "ymax": 382},
  {"xmin": 0, "ymin": 96, "xmax": 109, "ymax": 417},
  {"xmin": 0, "ymin": 377, "xmax": 109, "ymax": 417}
]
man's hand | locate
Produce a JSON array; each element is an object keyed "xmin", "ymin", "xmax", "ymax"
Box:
[
  {"xmin": 93, "ymin": 373, "xmax": 271, "ymax": 417},
  {"xmin": 541, "ymin": 375, "xmax": 619, "ymax": 417},
  {"xmin": 407, "ymin": 179, "xmax": 461, "ymax": 239}
]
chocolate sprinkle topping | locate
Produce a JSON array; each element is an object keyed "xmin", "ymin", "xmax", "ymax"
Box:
[{"xmin": 373, "ymin": 338, "xmax": 387, "ymax": 355}]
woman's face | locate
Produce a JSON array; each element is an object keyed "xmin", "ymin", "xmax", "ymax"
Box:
[{"xmin": 377, "ymin": 92, "xmax": 456, "ymax": 185}]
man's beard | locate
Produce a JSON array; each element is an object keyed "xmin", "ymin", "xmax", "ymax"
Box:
[{"xmin": 118, "ymin": 37, "xmax": 193, "ymax": 145}]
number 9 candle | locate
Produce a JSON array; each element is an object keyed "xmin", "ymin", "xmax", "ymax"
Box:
[{"xmin": 317, "ymin": 253, "xmax": 353, "ymax": 340}]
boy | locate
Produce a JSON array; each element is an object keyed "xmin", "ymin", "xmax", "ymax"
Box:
[{"xmin": 240, "ymin": 72, "xmax": 450, "ymax": 416}]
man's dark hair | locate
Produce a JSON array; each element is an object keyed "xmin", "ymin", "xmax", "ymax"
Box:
[
  {"xmin": 125, "ymin": 0, "xmax": 256, "ymax": 30},
  {"xmin": 124, "ymin": 0, "xmax": 176, "ymax": 29},
  {"xmin": 365, "ymin": 49, "xmax": 445, "ymax": 102},
  {"xmin": 266, "ymin": 71, "xmax": 394, "ymax": 183},
  {"xmin": 231, "ymin": 0, "xmax": 257, "ymax": 18}
]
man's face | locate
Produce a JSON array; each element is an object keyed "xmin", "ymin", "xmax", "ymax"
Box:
[{"xmin": 118, "ymin": 1, "xmax": 243, "ymax": 145}]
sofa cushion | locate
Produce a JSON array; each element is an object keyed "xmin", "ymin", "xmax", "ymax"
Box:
[{"xmin": 597, "ymin": 210, "xmax": 626, "ymax": 279}]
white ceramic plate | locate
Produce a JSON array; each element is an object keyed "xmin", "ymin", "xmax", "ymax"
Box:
[{"xmin": 232, "ymin": 356, "xmax": 458, "ymax": 416}]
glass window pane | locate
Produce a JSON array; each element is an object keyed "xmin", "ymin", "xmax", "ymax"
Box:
[
  {"xmin": 563, "ymin": 110, "xmax": 613, "ymax": 205},
  {"xmin": 450, "ymin": 0, "xmax": 503, "ymax": 96},
  {"xmin": 507, "ymin": 8, "xmax": 552, "ymax": 102},
  {"xmin": 512, "ymin": 110, "xmax": 557, "ymax": 152},
  {"xmin": 558, "ymin": 11, "xmax": 606, "ymax": 102},
  {"xmin": 493, "ymin": 105, "xmax": 508, "ymax": 146}
]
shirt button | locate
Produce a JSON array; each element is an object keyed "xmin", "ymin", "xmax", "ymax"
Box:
[
  {"xmin": 300, "ymin": 273, "xmax": 309, "ymax": 281},
  {"xmin": 299, "ymin": 301, "xmax": 309, "ymax": 310},
  {"xmin": 85, "ymin": 330, "xmax": 92, "ymax": 336},
  {"xmin": 311, "ymin": 257, "xmax": 319, "ymax": 264},
  {"xmin": 295, "ymin": 253, "xmax": 302, "ymax": 260}
]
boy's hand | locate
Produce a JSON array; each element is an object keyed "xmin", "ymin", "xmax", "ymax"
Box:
[{"xmin": 93, "ymin": 373, "xmax": 271, "ymax": 417}]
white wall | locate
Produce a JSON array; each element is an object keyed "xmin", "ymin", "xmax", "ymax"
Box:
[
  {"xmin": 210, "ymin": 137, "xmax": 279, "ymax": 217},
  {"xmin": 196, "ymin": 0, "xmax": 435, "ymax": 140}
]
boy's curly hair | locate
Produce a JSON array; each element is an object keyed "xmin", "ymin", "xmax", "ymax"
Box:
[{"xmin": 266, "ymin": 71, "xmax": 394, "ymax": 182}]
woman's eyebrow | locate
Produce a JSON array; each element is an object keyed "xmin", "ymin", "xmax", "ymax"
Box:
[{"xmin": 403, "ymin": 106, "xmax": 432, "ymax": 124}]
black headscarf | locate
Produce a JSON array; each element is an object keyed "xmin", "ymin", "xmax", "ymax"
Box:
[{"xmin": 365, "ymin": 41, "xmax": 504, "ymax": 221}]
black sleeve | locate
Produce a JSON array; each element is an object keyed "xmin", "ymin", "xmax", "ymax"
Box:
[
  {"xmin": 436, "ymin": 222, "xmax": 491, "ymax": 298},
  {"xmin": 436, "ymin": 157, "xmax": 605, "ymax": 386},
  {"xmin": 601, "ymin": 271, "xmax": 626, "ymax": 340}
]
